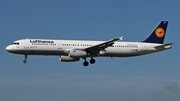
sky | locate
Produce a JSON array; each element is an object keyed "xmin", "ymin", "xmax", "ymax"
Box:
[{"xmin": 0, "ymin": 0, "xmax": 180, "ymax": 101}]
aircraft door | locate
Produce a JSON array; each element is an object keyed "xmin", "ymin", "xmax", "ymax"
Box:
[
  {"xmin": 24, "ymin": 40, "xmax": 29, "ymax": 49},
  {"xmin": 142, "ymin": 44, "xmax": 146, "ymax": 52},
  {"xmin": 58, "ymin": 41, "xmax": 62, "ymax": 49}
]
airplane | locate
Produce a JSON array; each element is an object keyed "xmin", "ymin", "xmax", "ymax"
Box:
[{"xmin": 6, "ymin": 21, "xmax": 173, "ymax": 66}]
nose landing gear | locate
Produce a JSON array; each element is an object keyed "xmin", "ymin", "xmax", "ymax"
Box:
[{"xmin": 23, "ymin": 55, "xmax": 27, "ymax": 63}]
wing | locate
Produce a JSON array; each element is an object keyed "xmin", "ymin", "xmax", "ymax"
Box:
[{"xmin": 84, "ymin": 36, "xmax": 123, "ymax": 55}]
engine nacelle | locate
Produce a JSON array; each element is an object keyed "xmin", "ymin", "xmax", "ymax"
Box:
[
  {"xmin": 68, "ymin": 50, "xmax": 87, "ymax": 57},
  {"xmin": 60, "ymin": 56, "xmax": 80, "ymax": 62}
]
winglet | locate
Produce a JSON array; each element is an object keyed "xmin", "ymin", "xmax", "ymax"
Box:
[
  {"xmin": 112, "ymin": 36, "xmax": 123, "ymax": 41},
  {"xmin": 119, "ymin": 36, "xmax": 123, "ymax": 41}
]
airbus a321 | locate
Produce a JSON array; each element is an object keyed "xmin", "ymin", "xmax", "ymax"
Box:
[{"xmin": 6, "ymin": 21, "xmax": 173, "ymax": 66}]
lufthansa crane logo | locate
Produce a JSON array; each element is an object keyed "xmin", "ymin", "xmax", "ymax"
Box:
[{"xmin": 155, "ymin": 27, "xmax": 165, "ymax": 38}]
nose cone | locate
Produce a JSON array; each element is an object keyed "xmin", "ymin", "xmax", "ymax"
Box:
[{"xmin": 6, "ymin": 45, "xmax": 12, "ymax": 52}]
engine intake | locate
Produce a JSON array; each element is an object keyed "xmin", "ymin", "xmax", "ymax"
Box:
[{"xmin": 69, "ymin": 50, "xmax": 87, "ymax": 57}]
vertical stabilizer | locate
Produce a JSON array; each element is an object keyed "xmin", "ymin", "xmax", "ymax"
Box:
[{"xmin": 143, "ymin": 21, "xmax": 168, "ymax": 44}]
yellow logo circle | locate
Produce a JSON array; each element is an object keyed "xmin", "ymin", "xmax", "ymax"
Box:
[{"xmin": 155, "ymin": 27, "xmax": 165, "ymax": 38}]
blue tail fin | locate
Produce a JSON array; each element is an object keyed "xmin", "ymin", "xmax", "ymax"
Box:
[{"xmin": 143, "ymin": 21, "xmax": 168, "ymax": 44}]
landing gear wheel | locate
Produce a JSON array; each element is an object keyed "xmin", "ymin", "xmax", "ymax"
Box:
[
  {"xmin": 23, "ymin": 60, "xmax": 27, "ymax": 63},
  {"xmin": 90, "ymin": 59, "xmax": 95, "ymax": 64},
  {"xmin": 23, "ymin": 55, "xmax": 28, "ymax": 63},
  {"xmin": 83, "ymin": 61, "xmax": 89, "ymax": 66}
]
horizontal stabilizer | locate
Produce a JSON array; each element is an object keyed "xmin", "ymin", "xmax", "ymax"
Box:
[{"xmin": 155, "ymin": 43, "xmax": 174, "ymax": 49}]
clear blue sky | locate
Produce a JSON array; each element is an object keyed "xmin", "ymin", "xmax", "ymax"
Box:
[{"xmin": 1, "ymin": 0, "xmax": 180, "ymax": 101}]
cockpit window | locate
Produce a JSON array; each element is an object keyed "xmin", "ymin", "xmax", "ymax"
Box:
[{"xmin": 12, "ymin": 42, "xmax": 19, "ymax": 45}]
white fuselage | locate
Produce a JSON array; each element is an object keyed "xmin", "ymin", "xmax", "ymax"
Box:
[
  {"xmin": 6, "ymin": 39, "xmax": 166, "ymax": 57},
  {"xmin": 5, "ymin": 21, "xmax": 173, "ymax": 66}
]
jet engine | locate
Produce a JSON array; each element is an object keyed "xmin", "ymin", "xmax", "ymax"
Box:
[
  {"xmin": 60, "ymin": 56, "xmax": 80, "ymax": 62},
  {"xmin": 68, "ymin": 50, "xmax": 87, "ymax": 57}
]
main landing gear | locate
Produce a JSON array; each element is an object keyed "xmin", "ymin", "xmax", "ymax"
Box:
[
  {"xmin": 23, "ymin": 55, "xmax": 27, "ymax": 63},
  {"xmin": 83, "ymin": 58, "xmax": 96, "ymax": 66}
]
